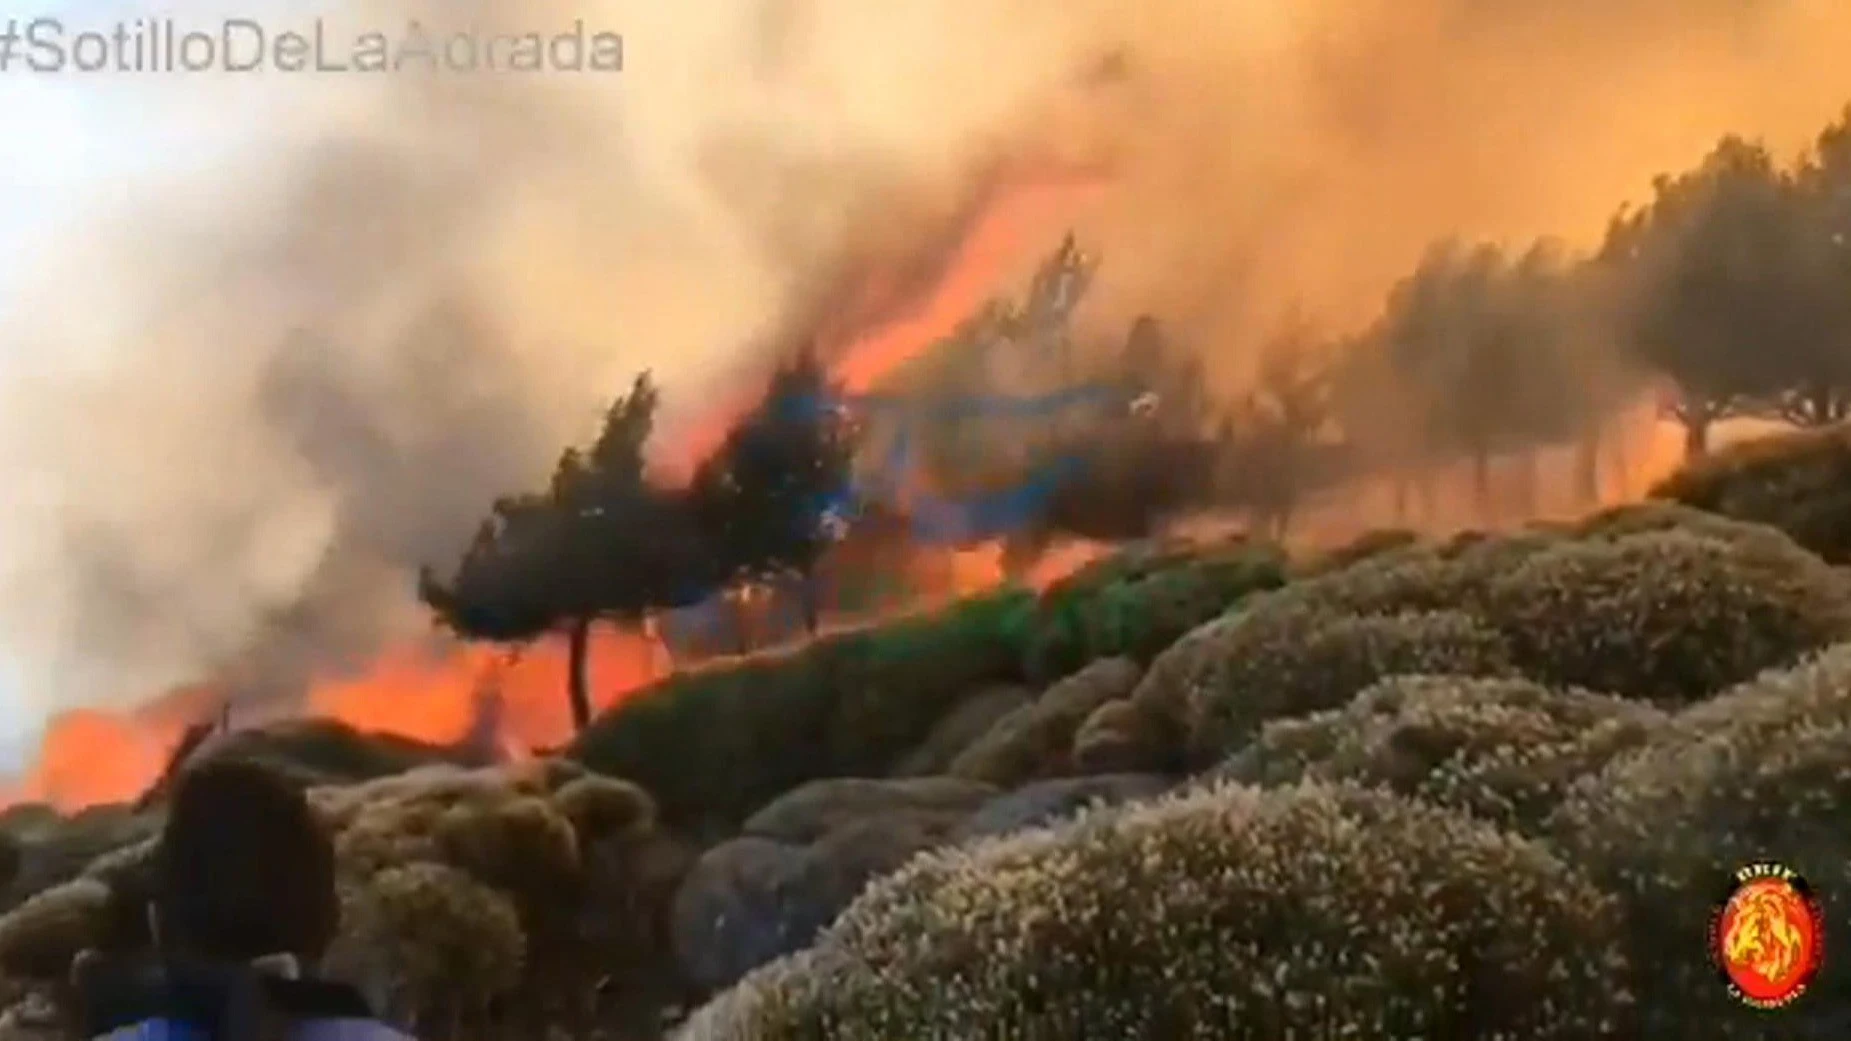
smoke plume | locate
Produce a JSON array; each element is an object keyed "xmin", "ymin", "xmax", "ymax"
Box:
[{"xmin": 1, "ymin": 0, "xmax": 1849, "ymax": 717}]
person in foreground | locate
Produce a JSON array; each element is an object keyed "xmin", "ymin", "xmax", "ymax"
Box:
[{"xmin": 77, "ymin": 759, "xmax": 413, "ymax": 1041}]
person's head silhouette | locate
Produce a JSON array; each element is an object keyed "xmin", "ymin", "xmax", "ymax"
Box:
[
  {"xmin": 78, "ymin": 759, "xmax": 414, "ymax": 1040},
  {"xmin": 152, "ymin": 759, "xmax": 339, "ymax": 967}
]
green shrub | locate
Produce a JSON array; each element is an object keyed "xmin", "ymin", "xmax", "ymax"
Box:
[
  {"xmin": 1571, "ymin": 499, "xmax": 1796, "ymax": 549},
  {"xmin": 946, "ymin": 658, "xmax": 1142, "ymax": 786},
  {"xmin": 1482, "ymin": 529, "xmax": 1851, "ymax": 704},
  {"xmin": 1070, "ymin": 697, "xmax": 1184, "ymax": 775},
  {"xmin": 889, "ymin": 686, "xmax": 1034, "ymax": 777},
  {"xmin": 314, "ymin": 761, "xmax": 679, "ymax": 1030},
  {"xmin": 684, "ymin": 782, "xmax": 1633, "ymax": 1041},
  {"xmin": 1649, "ymin": 422, "xmax": 1851, "ymax": 563},
  {"xmin": 185, "ymin": 718, "xmax": 461, "ymax": 789},
  {"xmin": 326, "ymin": 862, "xmax": 526, "ymax": 1033},
  {"xmin": 0, "ymin": 879, "xmax": 109, "ymax": 980},
  {"xmin": 1, "ymin": 807, "xmax": 160, "ymax": 915},
  {"xmin": 1219, "ymin": 675, "xmax": 1665, "ymax": 835},
  {"xmin": 1290, "ymin": 528, "xmax": 1424, "ymax": 578},
  {"xmin": 1548, "ymin": 643, "xmax": 1851, "ymax": 1034},
  {"xmin": 572, "ymin": 590, "xmax": 1034, "ymax": 835},
  {"xmin": 1188, "ymin": 545, "xmax": 1519, "ymax": 638},
  {"xmin": 1023, "ymin": 544, "xmax": 1285, "ymax": 685},
  {"xmin": 1134, "ymin": 605, "xmax": 1517, "ymax": 765}
]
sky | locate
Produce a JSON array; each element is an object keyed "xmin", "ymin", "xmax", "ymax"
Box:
[{"xmin": 0, "ymin": 0, "xmax": 304, "ymax": 767}]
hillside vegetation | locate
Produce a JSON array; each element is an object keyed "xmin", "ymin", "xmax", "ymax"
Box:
[{"xmin": 0, "ymin": 427, "xmax": 1846, "ymax": 1039}]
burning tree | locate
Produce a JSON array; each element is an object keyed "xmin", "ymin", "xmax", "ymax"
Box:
[
  {"xmin": 690, "ymin": 347, "xmax": 858, "ymax": 639},
  {"xmin": 420, "ymin": 373, "xmax": 709, "ymax": 733}
]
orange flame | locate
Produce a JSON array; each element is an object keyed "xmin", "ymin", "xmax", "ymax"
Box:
[{"xmin": 1, "ymin": 169, "xmax": 1105, "ymax": 813}]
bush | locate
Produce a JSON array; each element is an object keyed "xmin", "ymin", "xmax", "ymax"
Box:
[
  {"xmin": 0, "ymin": 807, "xmax": 160, "ymax": 916},
  {"xmin": 1482, "ymin": 529, "xmax": 1851, "ymax": 704},
  {"xmin": 683, "ymin": 782, "xmax": 1633, "ymax": 1041},
  {"xmin": 1290, "ymin": 528, "xmax": 1424, "ymax": 578},
  {"xmin": 1070, "ymin": 698, "xmax": 1184, "ymax": 775},
  {"xmin": 946, "ymin": 658, "xmax": 1142, "ymax": 786},
  {"xmin": 326, "ymin": 862, "xmax": 525, "ymax": 1034},
  {"xmin": 1570, "ymin": 500, "xmax": 1795, "ymax": 549},
  {"xmin": 572, "ymin": 589, "xmax": 1035, "ymax": 836},
  {"xmin": 1218, "ymin": 675, "xmax": 1666, "ymax": 835},
  {"xmin": 1649, "ymin": 421, "xmax": 1851, "ymax": 563},
  {"xmin": 0, "ymin": 879, "xmax": 109, "ymax": 980},
  {"xmin": 1022, "ymin": 543, "xmax": 1285, "ymax": 685},
  {"xmin": 313, "ymin": 762, "xmax": 674, "ymax": 1032},
  {"xmin": 889, "ymin": 686, "xmax": 1033, "ymax": 777},
  {"xmin": 1548, "ymin": 643, "xmax": 1851, "ymax": 1034},
  {"xmin": 142, "ymin": 719, "xmax": 465, "ymax": 803},
  {"xmin": 1134, "ymin": 606, "xmax": 1517, "ymax": 765},
  {"xmin": 1254, "ymin": 539, "xmax": 1546, "ymax": 620},
  {"xmin": 551, "ymin": 775, "xmax": 657, "ymax": 844}
]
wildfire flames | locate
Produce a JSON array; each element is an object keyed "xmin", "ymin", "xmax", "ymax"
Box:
[
  {"xmin": 0, "ymin": 173, "xmax": 1107, "ymax": 813},
  {"xmin": 0, "ymin": 160, "xmax": 1751, "ymax": 814}
]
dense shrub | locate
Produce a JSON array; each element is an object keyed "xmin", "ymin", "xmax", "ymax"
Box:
[
  {"xmin": 946, "ymin": 658, "xmax": 1142, "ymax": 786},
  {"xmin": 1571, "ymin": 499, "xmax": 1797, "ymax": 549},
  {"xmin": 1482, "ymin": 529, "xmax": 1851, "ymax": 704},
  {"xmin": 326, "ymin": 862, "xmax": 526, "ymax": 1035},
  {"xmin": 1218, "ymin": 675, "xmax": 1666, "ymax": 835},
  {"xmin": 1134, "ymin": 606, "xmax": 1517, "ymax": 765},
  {"xmin": 1290, "ymin": 527, "xmax": 1424, "ymax": 577},
  {"xmin": 1022, "ymin": 543, "xmax": 1285, "ymax": 685},
  {"xmin": 1548, "ymin": 643, "xmax": 1851, "ymax": 1035},
  {"xmin": 1070, "ymin": 697, "xmax": 1184, "ymax": 775},
  {"xmin": 141, "ymin": 719, "xmax": 466, "ymax": 802},
  {"xmin": 682, "ymin": 782, "xmax": 1633, "ymax": 1041},
  {"xmin": 572, "ymin": 590, "xmax": 1035, "ymax": 836},
  {"xmin": 1649, "ymin": 421, "xmax": 1851, "ymax": 563},
  {"xmin": 740, "ymin": 778, "xmax": 997, "ymax": 845},
  {"xmin": 0, "ymin": 807, "xmax": 160, "ymax": 916},
  {"xmin": 0, "ymin": 879, "xmax": 109, "ymax": 980},
  {"xmin": 889, "ymin": 686, "xmax": 1034, "ymax": 777}
]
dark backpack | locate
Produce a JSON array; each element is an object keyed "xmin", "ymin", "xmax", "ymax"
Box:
[{"xmin": 72, "ymin": 951, "xmax": 374, "ymax": 1041}]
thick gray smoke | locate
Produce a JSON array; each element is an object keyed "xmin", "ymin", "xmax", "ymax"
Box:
[{"xmin": 0, "ymin": 0, "xmax": 1848, "ymax": 718}]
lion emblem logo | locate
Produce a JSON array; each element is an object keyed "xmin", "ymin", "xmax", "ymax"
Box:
[{"xmin": 1712, "ymin": 863, "xmax": 1824, "ymax": 1009}]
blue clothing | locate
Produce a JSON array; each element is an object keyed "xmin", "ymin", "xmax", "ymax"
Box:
[
  {"xmin": 95, "ymin": 1019, "xmax": 414, "ymax": 1041},
  {"xmin": 76, "ymin": 957, "xmax": 413, "ymax": 1041}
]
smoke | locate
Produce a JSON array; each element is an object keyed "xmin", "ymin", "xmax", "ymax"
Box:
[
  {"xmin": 1067, "ymin": 0, "xmax": 1851, "ymax": 369},
  {"xmin": 2, "ymin": 0, "xmax": 1850, "ymax": 717}
]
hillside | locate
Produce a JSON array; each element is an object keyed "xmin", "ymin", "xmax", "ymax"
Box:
[{"xmin": 0, "ymin": 426, "xmax": 1849, "ymax": 1039}]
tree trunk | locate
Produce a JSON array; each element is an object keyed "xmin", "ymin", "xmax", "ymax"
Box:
[
  {"xmin": 730, "ymin": 592, "xmax": 753, "ymax": 655},
  {"xmin": 1471, "ymin": 450, "xmax": 1493, "ymax": 519},
  {"xmin": 1805, "ymin": 383, "xmax": 1849, "ymax": 426},
  {"xmin": 566, "ymin": 616, "xmax": 593, "ymax": 733},
  {"xmin": 1575, "ymin": 431, "xmax": 1601, "ymax": 506},
  {"xmin": 1682, "ymin": 414, "xmax": 1710, "ymax": 460},
  {"xmin": 1514, "ymin": 451, "xmax": 1539, "ymax": 517},
  {"xmin": 798, "ymin": 570, "xmax": 820, "ymax": 635}
]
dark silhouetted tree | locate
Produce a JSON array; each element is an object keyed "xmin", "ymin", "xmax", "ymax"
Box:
[
  {"xmin": 1773, "ymin": 107, "xmax": 1851, "ymax": 427},
  {"xmin": 691, "ymin": 348, "xmax": 857, "ymax": 639},
  {"xmin": 1604, "ymin": 136, "xmax": 1797, "ymax": 457},
  {"xmin": 1223, "ymin": 314, "xmax": 1337, "ymax": 538},
  {"xmin": 420, "ymin": 373, "xmax": 707, "ymax": 733}
]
